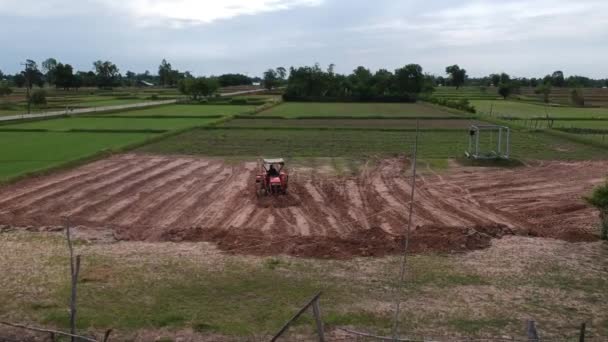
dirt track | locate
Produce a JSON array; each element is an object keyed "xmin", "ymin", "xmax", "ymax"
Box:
[{"xmin": 0, "ymin": 154, "xmax": 605, "ymax": 258}]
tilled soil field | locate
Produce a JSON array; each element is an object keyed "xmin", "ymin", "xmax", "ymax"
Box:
[{"xmin": 0, "ymin": 154, "xmax": 605, "ymax": 258}]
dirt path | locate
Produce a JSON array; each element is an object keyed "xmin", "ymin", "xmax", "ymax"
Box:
[{"xmin": 0, "ymin": 154, "xmax": 605, "ymax": 258}]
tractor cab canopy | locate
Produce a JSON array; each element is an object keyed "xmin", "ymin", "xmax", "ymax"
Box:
[
  {"xmin": 262, "ymin": 158, "xmax": 285, "ymax": 173},
  {"xmin": 263, "ymin": 158, "xmax": 285, "ymax": 165}
]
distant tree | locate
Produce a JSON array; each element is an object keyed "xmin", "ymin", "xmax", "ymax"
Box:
[
  {"xmin": 371, "ymin": 69, "xmax": 393, "ymax": 95},
  {"xmin": 499, "ymin": 73, "xmax": 511, "ymax": 84},
  {"xmin": 30, "ymin": 89, "xmax": 47, "ymax": 105},
  {"xmin": 22, "ymin": 60, "xmax": 43, "ymax": 89},
  {"xmin": 535, "ymin": 84, "xmax": 552, "ymax": 103},
  {"xmin": 13, "ymin": 73, "xmax": 26, "ymax": 88},
  {"xmin": 41, "ymin": 58, "xmax": 58, "ymax": 85},
  {"xmin": 348, "ymin": 66, "xmax": 374, "ymax": 97},
  {"xmin": 0, "ymin": 82, "xmax": 12, "ymax": 96},
  {"xmin": 0, "ymin": 69, "xmax": 4, "ymax": 80},
  {"xmin": 54, "ymin": 63, "xmax": 75, "ymax": 90},
  {"xmin": 530, "ymin": 78, "xmax": 539, "ymax": 87},
  {"xmin": 93, "ymin": 60, "xmax": 120, "ymax": 88},
  {"xmin": 490, "ymin": 74, "xmax": 501, "ymax": 86},
  {"xmin": 158, "ymin": 59, "xmax": 174, "ymax": 86},
  {"xmin": 394, "ymin": 64, "xmax": 425, "ymax": 94},
  {"xmin": 570, "ymin": 88, "xmax": 585, "ymax": 106},
  {"xmin": 217, "ymin": 73, "xmax": 252, "ymax": 87},
  {"xmin": 125, "ymin": 71, "xmax": 137, "ymax": 87},
  {"xmin": 445, "ymin": 65, "xmax": 467, "ymax": 89},
  {"xmin": 551, "ymin": 70, "xmax": 565, "ymax": 87},
  {"xmin": 276, "ymin": 67, "xmax": 287, "ymax": 81},
  {"xmin": 77, "ymin": 71, "xmax": 97, "ymax": 87},
  {"xmin": 498, "ymin": 83, "xmax": 512, "ymax": 99},
  {"xmin": 585, "ymin": 181, "xmax": 608, "ymax": 240},
  {"xmin": 178, "ymin": 77, "xmax": 219, "ymax": 100},
  {"xmin": 263, "ymin": 69, "xmax": 279, "ymax": 90}
]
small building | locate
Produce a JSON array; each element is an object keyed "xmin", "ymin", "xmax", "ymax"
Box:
[{"xmin": 137, "ymin": 80, "xmax": 155, "ymax": 87}]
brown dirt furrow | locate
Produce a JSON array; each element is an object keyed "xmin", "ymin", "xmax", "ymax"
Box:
[
  {"xmin": 0, "ymin": 158, "xmax": 121, "ymax": 206},
  {"xmin": 113, "ymin": 160, "xmax": 213, "ymax": 227},
  {"xmin": 19, "ymin": 158, "xmax": 163, "ymax": 217},
  {"xmin": 86, "ymin": 159, "xmax": 200, "ymax": 223},
  {"xmin": 62, "ymin": 158, "xmax": 190, "ymax": 223},
  {"xmin": 0, "ymin": 158, "xmax": 140, "ymax": 214},
  {"xmin": 1, "ymin": 155, "xmax": 606, "ymax": 258}
]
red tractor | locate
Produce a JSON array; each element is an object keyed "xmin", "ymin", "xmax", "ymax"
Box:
[{"xmin": 256, "ymin": 158, "xmax": 289, "ymax": 195}]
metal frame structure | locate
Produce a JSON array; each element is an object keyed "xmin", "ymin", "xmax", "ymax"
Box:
[{"xmin": 466, "ymin": 124, "xmax": 511, "ymax": 160}]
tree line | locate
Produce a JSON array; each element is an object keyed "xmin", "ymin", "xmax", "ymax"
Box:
[{"xmin": 0, "ymin": 58, "xmax": 259, "ymax": 90}]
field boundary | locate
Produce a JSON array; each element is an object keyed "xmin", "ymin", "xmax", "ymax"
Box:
[{"xmin": 0, "ymin": 122, "xmax": 220, "ymax": 186}]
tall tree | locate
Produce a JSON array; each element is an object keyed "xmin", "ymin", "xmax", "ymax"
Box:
[
  {"xmin": 276, "ymin": 67, "xmax": 287, "ymax": 81},
  {"xmin": 489, "ymin": 74, "xmax": 501, "ymax": 87},
  {"xmin": 42, "ymin": 58, "xmax": 58, "ymax": 85},
  {"xmin": 0, "ymin": 69, "xmax": 4, "ymax": 80},
  {"xmin": 394, "ymin": 64, "xmax": 424, "ymax": 94},
  {"xmin": 0, "ymin": 81, "xmax": 12, "ymax": 96},
  {"xmin": 263, "ymin": 69, "xmax": 279, "ymax": 90},
  {"xmin": 551, "ymin": 70, "xmax": 565, "ymax": 87},
  {"xmin": 498, "ymin": 83, "xmax": 512, "ymax": 99},
  {"xmin": 158, "ymin": 59, "xmax": 173, "ymax": 86},
  {"xmin": 22, "ymin": 60, "xmax": 43, "ymax": 113},
  {"xmin": 93, "ymin": 60, "xmax": 120, "ymax": 88},
  {"xmin": 445, "ymin": 65, "xmax": 467, "ymax": 89},
  {"xmin": 55, "ymin": 63, "xmax": 75, "ymax": 90},
  {"xmin": 178, "ymin": 77, "xmax": 219, "ymax": 100},
  {"xmin": 535, "ymin": 84, "xmax": 552, "ymax": 103}
]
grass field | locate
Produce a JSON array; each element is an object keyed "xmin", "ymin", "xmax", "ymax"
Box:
[
  {"xmin": 223, "ymin": 118, "xmax": 484, "ymax": 130},
  {"xmin": 0, "ymin": 117, "xmax": 220, "ymax": 132},
  {"xmin": 552, "ymin": 120, "xmax": 608, "ymax": 129},
  {"xmin": 101, "ymin": 104, "xmax": 257, "ymax": 117},
  {"xmin": 1, "ymin": 233, "xmax": 606, "ymax": 340},
  {"xmin": 0, "ymin": 131, "xmax": 155, "ymax": 181},
  {"xmin": 0, "ymin": 88, "xmax": 183, "ymax": 116},
  {"xmin": 259, "ymin": 102, "xmax": 459, "ymax": 118},
  {"xmin": 138, "ymin": 127, "xmax": 608, "ymax": 160},
  {"xmin": 0, "ymin": 103, "xmax": 239, "ymax": 181},
  {"xmin": 472, "ymin": 100, "xmax": 608, "ymax": 119}
]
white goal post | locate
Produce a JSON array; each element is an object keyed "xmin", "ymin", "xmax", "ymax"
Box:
[{"xmin": 466, "ymin": 124, "xmax": 511, "ymax": 160}]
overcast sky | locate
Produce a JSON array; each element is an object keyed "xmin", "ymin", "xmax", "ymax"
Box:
[{"xmin": 1, "ymin": 0, "xmax": 607, "ymax": 78}]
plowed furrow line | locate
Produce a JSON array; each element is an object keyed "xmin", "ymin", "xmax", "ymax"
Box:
[
  {"xmin": 2, "ymin": 160, "xmax": 152, "ymax": 215},
  {"xmin": 192, "ymin": 169, "xmax": 252, "ymax": 228},
  {"xmin": 0, "ymin": 160, "xmax": 119, "ymax": 206},
  {"xmin": 89, "ymin": 159, "xmax": 206, "ymax": 223},
  {"xmin": 112, "ymin": 161, "xmax": 213, "ymax": 226},
  {"xmin": 154, "ymin": 164, "xmax": 232, "ymax": 228},
  {"xmin": 65, "ymin": 159, "xmax": 191, "ymax": 221}
]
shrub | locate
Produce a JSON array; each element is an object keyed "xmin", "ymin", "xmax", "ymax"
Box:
[
  {"xmin": 0, "ymin": 82, "xmax": 12, "ymax": 96},
  {"xmin": 282, "ymin": 94, "xmax": 416, "ymax": 103},
  {"xmin": 30, "ymin": 89, "xmax": 47, "ymax": 105},
  {"xmin": 422, "ymin": 96, "xmax": 476, "ymax": 113},
  {"xmin": 585, "ymin": 181, "xmax": 608, "ymax": 239},
  {"xmin": 230, "ymin": 98, "xmax": 249, "ymax": 105},
  {"xmin": 570, "ymin": 88, "xmax": 585, "ymax": 107}
]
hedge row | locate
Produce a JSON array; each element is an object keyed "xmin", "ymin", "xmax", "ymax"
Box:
[
  {"xmin": 282, "ymin": 94, "xmax": 417, "ymax": 103},
  {"xmin": 422, "ymin": 96, "xmax": 476, "ymax": 113}
]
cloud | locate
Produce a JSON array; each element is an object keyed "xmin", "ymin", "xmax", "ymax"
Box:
[{"xmin": 0, "ymin": 0, "xmax": 323, "ymax": 26}]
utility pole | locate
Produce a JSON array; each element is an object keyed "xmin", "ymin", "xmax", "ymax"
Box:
[{"xmin": 21, "ymin": 61, "xmax": 32, "ymax": 114}]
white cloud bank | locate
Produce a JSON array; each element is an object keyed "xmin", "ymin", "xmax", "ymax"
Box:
[{"xmin": 0, "ymin": 0, "xmax": 323, "ymax": 25}]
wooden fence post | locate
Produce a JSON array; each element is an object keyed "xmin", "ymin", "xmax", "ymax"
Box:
[
  {"xmin": 526, "ymin": 320, "xmax": 539, "ymax": 342},
  {"xmin": 271, "ymin": 292, "xmax": 323, "ymax": 342},
  {"xmin": 312, "ymin": 298, "xmax": 325, "ymax": 342},
  {"xmin": 579, "ymin": 322, "xmax": 586, "ymax": 342}
]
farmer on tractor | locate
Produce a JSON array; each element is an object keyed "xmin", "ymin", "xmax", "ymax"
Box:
[
  {"xmin": 268, "ymin": 164, "xmax": 279, "ymax": 177},
  {"xmin": 256, "ymin": 158, "xmax": 289, "ymax": 196}
]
